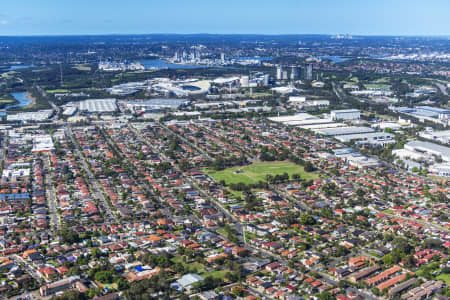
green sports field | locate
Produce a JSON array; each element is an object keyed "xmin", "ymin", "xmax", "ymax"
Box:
[
  {"xmin": 204, "ymin": 161, "xmax": 317, "ymax": 185},
  {"xmin": 45, "ymin": 89, "xmax": 70, "ymax": 94},
  {"xmin": 364, "ymin": 83, "xmax": 391, "ymax": 89}
]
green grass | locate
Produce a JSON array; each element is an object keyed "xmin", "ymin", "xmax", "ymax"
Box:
[
  {"xmin": 416, "ymin": 262, "xmax": 440, "ymax": 277},
  {"xmin": 216, "ymin": 228, "xmax": 227, "ymax": 236},
  {"xmin": 375, "ymin": 77, "xmax": 390, "ymax": 83},
  {"xmin": 100, "ymin": 283, "xmax": 118, "ymax": 290},
  {"xmin": 350, "ymin": 77, "xmax": 359, "ymax": 83},
  {"xmin": 249, "ymin": 92, "xmax": 271, "ymax": 97},
  {"xmin": 204, "ymin": 161, "xmax": 317, "ymax": 185},
  {"xmin": 1, "ymin": 71, "xmax": 17, "ymax": 78},
  {"xmin": 171, "ymin": 255, "xmax": 184, "ymax": 264},
  {"xmin": 186, "ymin": 262, "xmax": 205, "ymax": 273},
  {"xmin": 437, "ymin": 273, "xmax": 450, "ymax": 285},
  {"xmin": 73, "ymin": 65, "xmax": 91, "ymax": 71},
  {"xmin": 0, "ymin": 99, "xmax": 15, "ymax": 103},
  {"xmin": 201, "ymin": 270, "xmax": 228, "ymax": 280},
  {"xmin": 45, "ymin": 89, "xmax": 70, "ymax": 94},
  {"xmin": 171, "ymin": 256, "xmax": 206, "ymax": 273},
  {"xmin": 228, "ymin": 189, "xmax": 243, "ymax": 199},
  {"xmin": 244, "ymin": 231, "xmax": 259, "ymax": 240},
  {"xmin": 364, "ymin": 84, "xmax": 391, "ymax": 89}
]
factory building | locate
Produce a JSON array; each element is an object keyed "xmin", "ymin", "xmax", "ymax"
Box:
[
  {"xmin": 403, "ymin": 140, "xmax": 450, "ymax": 162},
  {"xmin": 419, "ymin": 129, "xmax": 450, "ymax": 144},
  {"xmin": 335, "ymin": 132, "xmax": 395, "ymax": 145},
  {"xmin": 314, "ymin": 126, "xmax": 374, "ymax": 137},
  {"xmin": 330, "ymin": 109, "xmax": 361, "ymax": 121},
  {"xmin": 429, "ymin": 163, "xmax": 450, "ymax": 177},
  {"xmin": 79, "ymin": 99, "xmax": 118, "ymax": 113}
]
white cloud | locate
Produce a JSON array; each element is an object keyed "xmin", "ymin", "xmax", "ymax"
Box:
[{"xmin": 0, "ymin": 20, "xmax": 8, "ymax": 25}]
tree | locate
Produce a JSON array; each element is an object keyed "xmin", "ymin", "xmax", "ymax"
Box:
[
  {"xmin": 212, "ymin": 157, "xmax": 226, "ymax": 171},
  {"xmin": 292, "ymin": 173, "xmax": 301, "ymax": 181},
  {"xmin": 299, "ymin": 213, "xmax": 316, "ymax": 225},
  {"xmin": 392, "ymin": 237, "xmax": 413, "ymax": 254},
  {"xmin": 304, "ymin": 161, "xmax": 314, "ymax": 172},
  {"xmin": 382, "ymin": 254, "xmax": 394, "ymax": 266},
  {"xmin": 51, "ymin": 290, "xmax": 87, "ymax": 300},
  {"xmin": 319, "ymin": 292, "xmax": 335, "ymax": 300},
  {"xmin": 116, "ymin": 277, "xmax": 130, "ymax": 290},
  {"xmin": 423, "ymin": 238, "xmax": 443, "ymax": 250},
  {"xmin": 59, "ymin": 227, "xmax": 80, "ymax": 244},
  {"xmin": 136, "ymin": 151, "xmax": 145, "ymax": 160},
  {"xmin": 94, "ymin": 270, "xmax": 113, "ymax": 283},
  {"xmin": 320, "ymin": 207, "xmax": 333, "ymax": 219}
]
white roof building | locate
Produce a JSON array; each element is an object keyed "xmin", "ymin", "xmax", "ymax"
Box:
[
  {"xmin": 32, "ymin": 134, "xmax": 54, "ymax": 152},
  {"xmin": 429, "ymin": 163, "xmax": 450, "ymax": 177},
  {"xmin": 330, "ymin": 109, "xmax": 361, "ymax": 121},
  {"xmin": 404, "ymin": 140, "xmax": 450, "ymax": 162},
  {"xmin": 79, "ymin": 99, "xmax": 117, "ymax": 113}
]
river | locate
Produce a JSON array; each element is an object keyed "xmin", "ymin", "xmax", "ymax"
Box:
[
  {"xmin": 0, "ymin": 92, "xmax": 33, "ymax": 116},
  {"xmin": 316, "ymin": 56, "xmax": 349, "ymax": 63}
]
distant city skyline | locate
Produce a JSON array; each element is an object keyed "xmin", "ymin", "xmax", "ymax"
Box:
[{"xmin": 0, "ymin": 0, "xmax": 449, "ymax": 36}]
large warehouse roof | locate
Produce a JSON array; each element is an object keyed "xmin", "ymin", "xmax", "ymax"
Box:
[
  {"xmin": 314, "ymin": 126, "xmax": 375, "ymax": 136},
  {"xmin": 405, "ymin": 140, "xmax": 450, "ymax": 161},
  {"xmin": 79, "ymin": 99, "xmax": 118, "ymax": 113},
  {"xmin": 269, "ymin": 113, "xmax": 318, "ymax": 123}
]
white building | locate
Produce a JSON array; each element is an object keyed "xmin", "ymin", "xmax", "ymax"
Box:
[
  {"xmin": 276, "ymin": 66, "xmax": 283, "ymax": 80},
  {"xmin": 269, "ymin": 113, "xmax": 318, "ymax": 124},
  {"xmin": 419, "ymin": 129, "xmax": 450, "ymax": 144},
  {"xmin": 371, "ymin": 118, "xmax": 413, "ymax": 130},
  {"xmin": 429, "ymin": 163, "xmax": 450, "ymax": 177},
  {"xmin": 240, "ymin": 76, "xmax": 249, "ymax": 87},
  {"xmin": 304, "ymin": 100, "xmax": 330, "ymax": 107},
  {"xmin": 271, "ymin": 86, "xmax": 298, "ymax": 94},
  {"xmin": 32, "ymin": 135, "xmax": 54, "ymax": 152},
  {"xmin": 6, "ymin": 110, "xmax": 53, "ymax": 122},
  {"xmin": 335, "ymin": 132, "xmax": 395, "ymax": 145},
  {"xmin": 79, "ymin": 99, "xmax": 118, "ymax": 113},
  {"xmin": 330, "ymin": 109, "xmax": 361, "ymax": 121},
  {"xmin": 393, "ymin": 140, "xmax": 450, "ymax": 163},
  {"xmin": 62, "ymin": 107, "xmax": 77, "ymax": 116},
  {"xmin": 288, "ymin": 96, "xmax": 306, "ymax": 105},
  {"xmin": 314, "ymin": 126, "xmax": 374, "ymax": 137},
  {"xmin": 404, "ymin": 140, "xmax": 450, "ymax": 162}
]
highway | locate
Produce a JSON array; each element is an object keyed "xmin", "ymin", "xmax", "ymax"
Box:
[
  {"xmin": 435, "ymin": 82, "xmax": 449, "ymax": 96},
  {"xmin": 332, "ymin": 81, "xmax": 346, "ymax": 101}
]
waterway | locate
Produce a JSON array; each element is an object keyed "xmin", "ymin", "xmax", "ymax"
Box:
[
  {"xmin": 316, "ymin": 56, "xmax": 349, "ymax": 63},
  {"xmin": 233, "ymin": 56, "xmax": 273, "ymax": 61},
  {"xmin": 6, "ymin": 65, "xmax": 35, "ymax": 71},
  {"xmin": 0, "ymin": 92, "xmax": 33, "ymax": 116}
]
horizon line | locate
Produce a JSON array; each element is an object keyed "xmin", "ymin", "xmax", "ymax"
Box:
[{"xmin": 0, "ymin": 33, "xmax": 449, "ymax": 38}]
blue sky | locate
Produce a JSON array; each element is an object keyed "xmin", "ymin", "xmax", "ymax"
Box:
[{"xmin": 0, "ymin": 0, "xmax": 449, "ymax": 36}]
